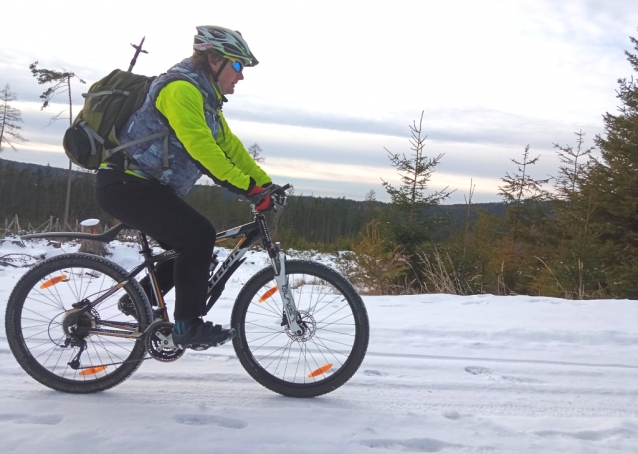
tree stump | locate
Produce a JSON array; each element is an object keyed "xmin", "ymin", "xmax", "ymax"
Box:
[{"xmin": 78, "ymin": 219, "xmax": 107, "ymax": 256}]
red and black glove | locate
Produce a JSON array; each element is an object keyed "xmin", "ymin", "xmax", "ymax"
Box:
[{"xmin": 247, "ymin": 186, "xmax": 272, "ymax": 212}]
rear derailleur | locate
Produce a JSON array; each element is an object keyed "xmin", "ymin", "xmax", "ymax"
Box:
[{"xmin": 64, "ymin": 336, "xmax": 88, "ymax": 370}]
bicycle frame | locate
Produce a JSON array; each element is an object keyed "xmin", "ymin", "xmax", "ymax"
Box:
[{"xmin": 22, "ymin": 209, "xmax": 302, "ymax": 342}]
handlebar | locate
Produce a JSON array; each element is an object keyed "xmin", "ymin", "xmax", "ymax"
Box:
[
  {"xmin": 248, "ymin": 183, "xmax": 291, "ymax": 204},
  {"xmin": 248, "ymin": 183, "xmax": 292, "ymax": 212}
]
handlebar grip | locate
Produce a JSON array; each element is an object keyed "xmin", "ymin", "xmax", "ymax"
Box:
[{"xmin": 248, "ymin": 184, "xmax": 292, "ymax": 205}]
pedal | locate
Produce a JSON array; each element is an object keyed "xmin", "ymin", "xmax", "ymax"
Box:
[{"xmin": 189, "ymin": 344, "xmax": 212, "ymax": 351}]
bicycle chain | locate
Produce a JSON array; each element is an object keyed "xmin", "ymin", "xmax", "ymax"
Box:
[
  {"xmin": 77, "ymin": 321, "xmax": 182, "ymax": 369},
  {"xmin": 75, "ymin": 354, "xmax": 152, "ymax": 370}
]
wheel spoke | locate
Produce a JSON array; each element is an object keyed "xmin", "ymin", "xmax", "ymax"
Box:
[
  {"xmin": 8, "ymin": 256, "xmax": 149, "ymax": 392},
  {"xmin": 238, "ymin": 263, "xmax": 368, "ymax": 396}
]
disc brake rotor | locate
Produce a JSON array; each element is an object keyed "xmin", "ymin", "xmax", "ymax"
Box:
[{"xmin": 285, "ymin": 310, "xmax": 316, "ymax": 342}]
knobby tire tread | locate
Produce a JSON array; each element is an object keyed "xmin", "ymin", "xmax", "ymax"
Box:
[
  {"xmin": 231, "ymin": 259, "xmax": 369, "ymax": 398},
  {"xmin": 5, "ymin": 253, "xmax": 153, "ymax": 393}
]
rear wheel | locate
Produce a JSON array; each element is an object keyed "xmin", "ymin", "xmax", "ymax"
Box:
[
  {"xmin": 232, "ymin": 260, "xmax": 369, "ymax": 397},
  {"xmin": 5, "ymin": 253, "xmax": 153, "ymax": 393}
]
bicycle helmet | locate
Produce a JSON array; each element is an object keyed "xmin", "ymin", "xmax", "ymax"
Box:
[{"xmin": 194, "ymin": 25, "xmax": 259, "ymax": 67}]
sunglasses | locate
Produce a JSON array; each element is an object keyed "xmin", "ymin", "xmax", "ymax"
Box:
[{"xmin": 224, "ymin": 56, "xmax": 244, "ymax": 73}]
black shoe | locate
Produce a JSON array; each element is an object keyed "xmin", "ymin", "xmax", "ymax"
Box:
[
  {"xmin": 118, "ymin": 294, "xmax": 136, "ymax": 317},
  {"xmin": 172, "ymin": 318, "xmax": 235, "ymax": 350}
]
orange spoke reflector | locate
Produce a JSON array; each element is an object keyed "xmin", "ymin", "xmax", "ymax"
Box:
[
  {"xmin": 258, "ymin": 286, "xmax": 279, "ymax": 303},
  {"xmin": 308, "ymin": 364, "xmax": 333, "ymax": 378},
  {"xmin": 79, "ymin": 365, "xmax": 107, "ymax": 376},
  {"xmin": 40, "ymin": 275, "xmax": 68, "ymax": 289}
]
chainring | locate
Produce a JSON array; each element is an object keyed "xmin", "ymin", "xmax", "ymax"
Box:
[{"xmin": 144, "ymin": 321, "xmax": 185, "ymax": 362}]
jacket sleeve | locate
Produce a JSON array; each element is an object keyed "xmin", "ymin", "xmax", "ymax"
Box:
[
  {"xmin": 216, "ymin": 113, "xmax": 272, "ymax": 187},
  {"xmin": 155, "ymin": 81, "xmax": 269, "ymax": 193}
]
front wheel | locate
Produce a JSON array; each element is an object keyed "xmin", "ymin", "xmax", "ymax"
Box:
[{"xmin": 232, "ymin": 260, "xmax": 369, "ymax": 397}]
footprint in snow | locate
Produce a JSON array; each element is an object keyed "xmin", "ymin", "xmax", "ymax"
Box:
[
  {"xmin": 465, "ymin": 366, "xmax": 492, "ymax": 377},
  {"xmin": 173, "ymin": 414, "xmax": 247, "ymax": 429},
  {"xmin": 364, "ymin": 369, "xmax": 384, "ymax": 377},
  {"xmin": 465, "ymin": 366, "xmax": 542, "ymax": 384},
  {"xmin": 359, "ymin": 437, "xmax": 463, "ymax": 452},
  {"xmin": 0, "ymin": 413, "xmax": 64, "ymax": 425}
]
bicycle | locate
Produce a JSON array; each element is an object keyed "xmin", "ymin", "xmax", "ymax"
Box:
[{"xmin": 5, "ymin": 184, "xmax": 369, "ymax": 397}]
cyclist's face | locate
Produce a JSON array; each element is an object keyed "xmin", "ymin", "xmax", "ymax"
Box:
[{"xmin": 208, "ymin": 56, "xmax": 244, "ymax": 95}]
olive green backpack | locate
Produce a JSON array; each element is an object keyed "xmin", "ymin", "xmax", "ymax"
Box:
[{"xmin": 63, "ymin": 69, "xmax": 168, "ymax": 170}]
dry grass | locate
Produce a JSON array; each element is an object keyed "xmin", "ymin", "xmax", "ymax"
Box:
[{"xmin": 417, "ymin": 248, "xmax": 474, "ymax": 295}]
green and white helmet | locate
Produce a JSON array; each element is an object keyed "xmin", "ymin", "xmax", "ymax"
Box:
[{"xmin": 194, "ymin": 25, "xmax": 259, "ymax": 67}]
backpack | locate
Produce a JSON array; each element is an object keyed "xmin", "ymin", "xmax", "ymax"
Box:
[{"xmin": 63, "ymin": 69, "xmax": 169, "ymax": 170}]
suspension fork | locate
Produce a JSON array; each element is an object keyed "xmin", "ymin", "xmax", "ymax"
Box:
[
  {"xmin": 271, "ymin": 251, "xmax": 303, "ymax": 336},
  {"xmin": 255, "ymin": 212, "xmax": 303, "ymax": 336}
]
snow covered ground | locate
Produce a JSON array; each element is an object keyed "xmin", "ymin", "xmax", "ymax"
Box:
[{"xmin": 1, "ymin": 238, "xmax": 638, "ymax": 453}]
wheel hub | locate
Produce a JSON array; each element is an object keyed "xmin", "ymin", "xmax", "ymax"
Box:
[{"xmin": 285, "ymin": 310, "xmax": 316, "ymax": 342}]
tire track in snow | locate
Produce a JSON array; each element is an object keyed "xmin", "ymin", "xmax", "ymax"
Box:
[{"xmin": 365, "ymin": 351, "xmax": 638, "ymax": 369}]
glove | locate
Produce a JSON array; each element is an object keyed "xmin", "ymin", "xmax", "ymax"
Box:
[{"xmin": 247, "ymin": 186, "xmax": 272, "ymax": 212}]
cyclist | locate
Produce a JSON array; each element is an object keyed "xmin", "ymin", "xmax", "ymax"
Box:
[{"xmin": 94, "ymin": 25, "xmax": 275, "ymax": 349}]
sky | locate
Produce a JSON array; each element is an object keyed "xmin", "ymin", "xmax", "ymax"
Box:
[{"xmin": 1, "ymin": 0, "xmax": 637, "ymax": 203}]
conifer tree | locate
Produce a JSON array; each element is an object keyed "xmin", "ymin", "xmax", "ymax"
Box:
[
  {"xmin": 493, "ymin": 145, "xmax": 551, "ymax": 294},
  {"xmin": 581, "ymin": 32, "xmax": 638, "ymax": 297},
  {"xmin": 544, "ymin": 132, "xmax": 602, "ymax": 299},
  {"xmin": 0, "ymin": 84, "xmax": 28, "ymax": 153},
  {"xmin": 498, "ymin": 145, "xmax": 550, "ymax": 245},
  {"xmin": 247, "ymin": 143, "xmax": 265, "ymax": 164},
  {"xmin": 29, "ymin": 61, "xmax": 85, "ymax": 228},
  {"xmin": 381, "ymin": 111, "xmax": 451, "ymax": 254},
  {"xmin": 552, "ymin": 131, "xmax": 594, "ymax": 206}
]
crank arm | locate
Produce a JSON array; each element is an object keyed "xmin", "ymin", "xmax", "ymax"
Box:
[
  {"xmin": 155, "ymin": 330, "xmax": 180, "ymax": 351},
  {"xmin": 272, "ymin": 252, "xmax": 303, "ymax": 335}
]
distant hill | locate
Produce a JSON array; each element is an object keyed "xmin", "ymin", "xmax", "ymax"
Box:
[
  {"xmin": 0, "ymin": 159, "xmax": 73, "ymax": 178},
  {"xmin": 0, "ymin": 159, "xmax": 507, "ymax": 235}
]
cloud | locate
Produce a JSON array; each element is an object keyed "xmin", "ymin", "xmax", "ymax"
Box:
[
  {"xmin": 261, "ymin": 157, "xmax": 501, "ymax": 195},
  {"xmin": 223, "ymin": 102, "xmax": 604, "ymax": 150}
]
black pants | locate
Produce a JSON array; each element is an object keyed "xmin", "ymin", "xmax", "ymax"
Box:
[{"xmin": 94, "ymin": 170, "xmax": 215, "ymax": 320}]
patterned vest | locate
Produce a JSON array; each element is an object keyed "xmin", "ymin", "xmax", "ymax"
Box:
[{"xmin": 118, "ymin": 58, "xmax": 222, "ymax": 195}]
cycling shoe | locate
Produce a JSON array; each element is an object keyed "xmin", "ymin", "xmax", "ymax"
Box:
[{"xmin": 172, "ymin": 318, "xmax": 235, "ymax": 350}]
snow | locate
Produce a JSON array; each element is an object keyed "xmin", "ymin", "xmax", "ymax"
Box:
[{"xmin": 1, "ymin": 238, "xmax": 638, "ymax": 453}]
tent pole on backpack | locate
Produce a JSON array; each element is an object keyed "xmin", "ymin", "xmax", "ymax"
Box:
[{"xmin": 128, "ymin": 36, "xmax": 148, "ymax": 72}]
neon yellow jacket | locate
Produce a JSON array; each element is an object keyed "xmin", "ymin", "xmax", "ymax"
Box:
[{"xmin": 156, "ymin": 80, "xmax": 271, "ymax": 191}]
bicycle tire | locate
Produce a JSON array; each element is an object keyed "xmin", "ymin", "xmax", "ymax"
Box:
[
  {"xmin": 231, "ymin": 259, "xmax": 369, "ymax": 397},
  {"xmin": 5, "ymin": 253, "xmax": 153, "ymax": 393}
]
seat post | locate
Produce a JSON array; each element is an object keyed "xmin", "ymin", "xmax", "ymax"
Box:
[{"xmin": 137, "ymin": 231, "xmax": 154, "ymax": 259}]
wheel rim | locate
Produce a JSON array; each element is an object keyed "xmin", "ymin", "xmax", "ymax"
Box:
[
  {"xmin": 17, "ymin": 263, "xmax": 143, "ymax": 382},
  {"xmin": 242, "ymin": 271, "xmax": 359, "ymax": 386}
]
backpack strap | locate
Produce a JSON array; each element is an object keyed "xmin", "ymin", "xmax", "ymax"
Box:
[
  {"xmin": 78, "ymin": 121, "xmax": 99, "ymax": 157},
  {"xmin": 79, "ymin": 121, "xmax": 170, "ymax": 171},
  {"xmin": 106, "ymin": 130, "xmax": 170, "ymax": 170},
  {"xmin": 82, "ymin": 89, "xmax": 132, "ymax": 98}
]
